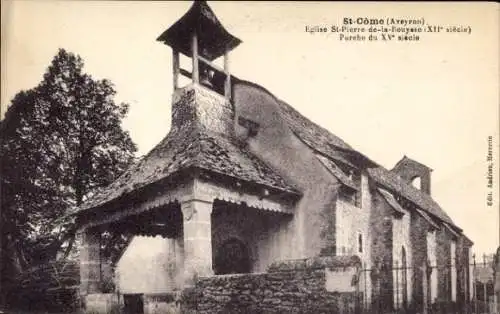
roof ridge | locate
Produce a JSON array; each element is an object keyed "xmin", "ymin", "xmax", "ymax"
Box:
[{"xmin": 391, "ymin": 155, "xmax": 434, "ymax": 172}]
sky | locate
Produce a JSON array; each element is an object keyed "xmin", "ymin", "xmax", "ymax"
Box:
[{"xmin": 1, "ymin": 1, "xmax": 498, "ymax": 256}]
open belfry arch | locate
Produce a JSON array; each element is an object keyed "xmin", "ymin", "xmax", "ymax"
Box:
[{"xmin": 73, "ymin": 1, "xmax": 300, "ymax": 312}]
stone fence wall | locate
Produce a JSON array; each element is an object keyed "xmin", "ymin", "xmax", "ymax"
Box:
[{"xmin": 181, "ymin": 255, "xmax": 363, "ymax": 314}]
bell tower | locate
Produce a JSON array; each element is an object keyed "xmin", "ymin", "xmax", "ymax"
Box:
[{"xmin": 157, "ymin": 1, "xmax": 241, "ymax": 101}]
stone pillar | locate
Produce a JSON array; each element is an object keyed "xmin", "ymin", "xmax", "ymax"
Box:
[
  {"xmin": 80, "ymin": 228, "xmax": 102, "ymax": 295},
  {"xmin": 181, "ymin": 199, "xmax": 213, "ymax": 286}
]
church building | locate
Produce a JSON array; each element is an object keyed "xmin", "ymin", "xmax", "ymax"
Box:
[{"xmin": 74, "ymin": 2, "xmax": 473, "ymax": 313}]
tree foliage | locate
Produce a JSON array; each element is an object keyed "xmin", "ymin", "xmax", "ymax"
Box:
[{"xmin": 1, "ymin": 48, "xmax": 137, "ymax": 272}]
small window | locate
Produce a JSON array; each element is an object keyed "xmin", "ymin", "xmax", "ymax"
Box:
[
  {"xmin": 358, "ymin": 233, "xmax": 363, "ymax": 253},
  {"xmin": 337, "ymin": 166, "xmax": 362, "ymax": 208},
  {"xmin": 339, "ymin": 186, "xmax": 362, "ymax": 208}
]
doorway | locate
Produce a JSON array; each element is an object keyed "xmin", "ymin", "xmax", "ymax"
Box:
[
  {"xmin": 214, "ymin": 238, "xmax": 251, "ymax": 275},
  {"xmin": 123, "ymin": 294, "xmax": 144, "ymax": 314}
]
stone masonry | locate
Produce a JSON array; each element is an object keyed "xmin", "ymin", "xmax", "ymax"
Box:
[{"xmin": 181, "ymin": 255, "xmax": 362, "ymax": 314}]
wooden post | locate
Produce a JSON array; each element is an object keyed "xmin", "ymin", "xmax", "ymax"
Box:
[
  {"xmin": 191, "ymin": 32, "xmax": 199, "ymax": 84},
  {"xmin": 224, "ymin": 50, "xmax": 231, "ymax": 100},
  {"xmin": 172, "ymin": 50, "xmax": 179, "ymax": 90}
]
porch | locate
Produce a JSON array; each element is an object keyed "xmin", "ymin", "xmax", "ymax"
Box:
[{"xmin": 76, "ymin": 176, "xmax": 296, "ymax": 313}]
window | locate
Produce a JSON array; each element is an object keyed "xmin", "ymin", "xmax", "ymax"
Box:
[
  {"xmin": 357, "ymin": 233, "xmax": 363, "ymax": 253},
  {"xmin": 340, "ymin": 186, "xmax": 358, "ymax": 206},
  {"xmin": 337, "ymin": 164, "xmax": 362, "ymax": 208},
  {"xmin": 350, "ymin": 170, "xmax": 362, "ymax": 207}
]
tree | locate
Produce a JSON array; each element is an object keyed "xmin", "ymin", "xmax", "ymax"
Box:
[{"xmin": 1, "ymin": 48, "xmax": 137, "ymax": 273}]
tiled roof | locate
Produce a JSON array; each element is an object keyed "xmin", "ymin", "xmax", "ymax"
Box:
[
  {"xmin": 156, "ymin": 1, "xmax": 242, "ymax": 61},
  {"xmin": 79, "ymin": 124, "xmax": 299, "ymax": 212},
  {"xmin": 443, "ymin": 222, "xmax": 460, "ymax": 238},
  {"xmin": 316, "ymin": 154, "xmax": 358, "ymax": 190},
  {"xmin": 414, "ymin": 208, "xmax": 440, "ymax": 229},
  {"xmin": 378, "ymin": 187, "xmax": 443, "ymax": 230},
  {"xmin": 377, "ymin": 188, "xmax": 406, "ymax": 216},
  {"xmin": 277, "ymin": 100, "xmax": 378, "ymax": 169},
  {"xmin": 277, "ymin": 100, "xmax": 353, "ymax": 152},
  {"xmin": 367, "ymin": 167, "xmax": 458, "ymax": 229}
]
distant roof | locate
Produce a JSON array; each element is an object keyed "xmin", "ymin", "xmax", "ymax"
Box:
[
  {"xmin": 316, "ymin": 154, "xmax": 359, "ymax": 191},
  {"xmin": 367, "ymin": 167, "xmax": 459, "ymax": 230},
  {"xmin": 157, "ymin": 1, "xmax": 242, "ymax": 61},
  {"xmin": 414, "ymin": 207, "xmax": 440, "ymax": 229},
  {"xmin": 378, "ymin": 187, "xmax": 406, "ymax": 216},
  {"xmin": 78, "ymin": 124, "xmax": 299, "ymax": 212}
]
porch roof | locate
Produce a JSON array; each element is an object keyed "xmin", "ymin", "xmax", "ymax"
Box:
[
  {"xmin": 156, "ymin": 1, "xmax": 242, "ymax": 61},
  {"xmin": 77, "ymin": 124, "xmax": 300, "ymax": 214}
]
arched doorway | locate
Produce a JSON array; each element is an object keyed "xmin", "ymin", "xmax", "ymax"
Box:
[{"xmin": 214, "ymin": 238, "xmax": 251, "ymax": 275}]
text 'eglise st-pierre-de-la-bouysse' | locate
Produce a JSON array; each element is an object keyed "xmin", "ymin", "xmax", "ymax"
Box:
[{"xmin": 305, "ymin": 16, "xmax": 472, "ymax": 42}]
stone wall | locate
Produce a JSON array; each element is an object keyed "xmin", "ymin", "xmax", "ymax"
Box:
[
  {"xmin": 455, "ymin": 236, "xmax": 472, "ymax": 307},
  {"xmin": 335, "ymin": 179, "xmax": 373, "ymax": 305},
  {"xmin": 369, "ymin": 189, "xmax": 395, "ymax": 312},
  {"xmin": 392, "ymin": 204, "xmax": 412, "ymax": 309},
  {"xmin": 171, "ymin": 84, "xmax": 234, "ymax": 135},
  {"xmin": 181, "ymin": 256, "xmax": 362, "ymax": 314},
  {"xmin": 436, "ymin": 227, "xmax": 452, "ymax": 302},
  {"xmin": 409, "ymin": 211, "xmax": 430, "ymax": 310},
  {"xmin": 335, "ymin": 173, "xmax": 373, "ymax": 262}
]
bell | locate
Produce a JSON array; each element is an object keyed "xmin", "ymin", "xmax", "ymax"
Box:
[{"xmin": 200, "ymin": 68, "xmax": 214, "ymax": 88}]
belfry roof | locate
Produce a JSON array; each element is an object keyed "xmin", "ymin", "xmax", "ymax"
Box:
[{"xmin": 157, "ymin": 1, "xmax": 242, "ymax": 61}]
